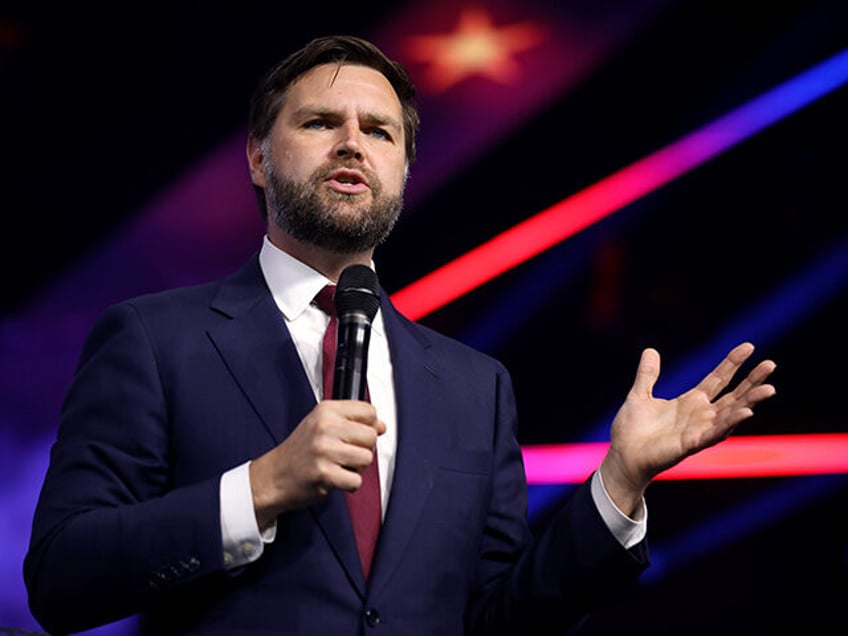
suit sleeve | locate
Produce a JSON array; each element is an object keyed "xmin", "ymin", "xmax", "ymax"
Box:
[
  {"xmin": 465, "ymin": 364, "xmax": 650, "ymax": 635},
  {"xmin": 24, "ymin": 302, "xmax": 227, "ymax": 635}
]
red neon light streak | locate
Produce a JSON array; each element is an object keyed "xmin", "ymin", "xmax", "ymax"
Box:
[
  {"xmin": 390, "ymin": 48, "xmax": 848, "ymax": 321},
  {"xmin": 391, "ymin": 142, "xmax": 699, "ymax": 320},
  {"xmin": 522, "ymin": 433, "xmax": 848, "ymax": 484}
]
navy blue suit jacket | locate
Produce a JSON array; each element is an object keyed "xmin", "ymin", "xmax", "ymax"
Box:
[{"xmin": 25, "ymin": 253, "xmax": 648, "ymax": 635}]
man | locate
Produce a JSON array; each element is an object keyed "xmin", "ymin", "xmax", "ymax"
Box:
[{"xmin": 24, "ymin": 35, "xmax": 777, "ymax": 635}]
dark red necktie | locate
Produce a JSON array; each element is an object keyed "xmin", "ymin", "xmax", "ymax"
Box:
[{"xmin": 314, "ymin": 284, "xmax": 381, "ymax": 580}]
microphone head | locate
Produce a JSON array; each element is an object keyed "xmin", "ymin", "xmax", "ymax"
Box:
[{"xmin": 335, "ymin": 264, "xmax": 380, "ymax": 322}]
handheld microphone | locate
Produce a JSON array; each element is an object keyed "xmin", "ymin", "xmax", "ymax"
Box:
[{"xmin": 332, "ymin": 264, "xmax": 380, "ymax": 400}]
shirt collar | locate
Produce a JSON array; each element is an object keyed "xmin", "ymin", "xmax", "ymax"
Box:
[{"xmin": 258, "ymin": 235, "xmax": 384, "ymax": 334}]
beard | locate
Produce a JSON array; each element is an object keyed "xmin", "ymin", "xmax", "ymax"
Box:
[{"xmin": 264, "ymin": 157, "xmax": 405, "ymax": 254}]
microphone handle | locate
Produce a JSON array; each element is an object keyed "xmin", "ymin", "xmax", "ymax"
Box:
[{"xmin": 333, "ymin": 313, "xmax": 372, "ymax": 401}]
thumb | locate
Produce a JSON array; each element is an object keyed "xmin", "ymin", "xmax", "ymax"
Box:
[
  {"xmin": 629, "ymin": 347, "xmax": 660, "ymax": 399},
  {"xmin": 374, "ymin": 417, "xmax": 387, "ymax": 436}
]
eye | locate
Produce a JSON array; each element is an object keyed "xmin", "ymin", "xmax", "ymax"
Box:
[
  {"xmin": 366, "ymin": 127, "xmax": 392, "ymax": 141},
  {"xmin": 304, "ymin": 118, "xmax": 331, "ymax": 130}
]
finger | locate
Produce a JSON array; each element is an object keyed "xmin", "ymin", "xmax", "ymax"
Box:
[
  {"xmin": 727, "ymin": 382, "xmax": 776, "ymax": 410},
  {"xmin": 715, "ymin": 382, "xmax": 775, "ymax": 424},
  {"xmin": 746, "ymin": 383, "xmax": 777, "ymax": 406},
  {"xmin": 337, "ymin": 444, "xmax": 378, "ymax": 473},
  {"xmin": 374, "ymin": 417, "xmax": 387, "ymax": 435},
  {"xmin": 328, "ymin": 463, "xmax": 365, "ymax": 491},
  {"xmin": 336, "ymin": 419, "xmax": 381, "ymax": 450},
  {"xmin": 343, "ymin": 402, "xmax": 386, "ymax": 435},
  {"xmin": 629, "ymin": 348, "xmax": 660, "ymax": 399},
  {"xmin": 721, "ymin": 406, "xmax": 755, "ymax": 432},
  {"xmin": 728, "ymin": 359, "xmax": 777, "ymax": 401},
  {"xmin": 695, "ymin": 342, "xmax": 755, "ymax": 400},
  {"xmin": 335, "ymin": 444, "xmax": 379, "ymax": 485},
  {"xmin": 328, "ymin": 400, "xmax": 381, "ymax": 426}
]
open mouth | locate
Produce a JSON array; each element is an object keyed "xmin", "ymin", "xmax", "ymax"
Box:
[{"xmin": 326, "ymin": 169, "xmax": 370, "ymax": 195}]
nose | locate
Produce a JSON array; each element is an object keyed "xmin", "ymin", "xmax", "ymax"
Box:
[{"xmin": 334, "ymin": 122, "xmax": 364, "ymax": 161}]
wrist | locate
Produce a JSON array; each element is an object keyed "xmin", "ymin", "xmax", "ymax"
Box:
[
  {"xmin": 599, "ymin": 454, "xmax": 648, "ymax": 518},
  {"xmin": 249, "ymin": 457, "xmax": 282, "ymax": 530}
]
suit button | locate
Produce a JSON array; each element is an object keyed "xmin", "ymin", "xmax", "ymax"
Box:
[{"xmin": 364, "ymin": 608, "xmax": 382, "ymax": 627}]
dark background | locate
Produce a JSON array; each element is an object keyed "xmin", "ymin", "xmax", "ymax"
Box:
[{"xmin": 1, "ymin": 1, "xmax": 846, "ymax": 634}]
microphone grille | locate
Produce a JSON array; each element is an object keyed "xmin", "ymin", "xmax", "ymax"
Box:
[{"xmin": 335, "ymin": 264, "xmax": 380, "ymax": 321}]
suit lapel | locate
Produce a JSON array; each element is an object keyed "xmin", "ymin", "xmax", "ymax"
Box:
[
  {"xmin": 206, "ymin": 255, "xmax": 365, "ymax": 593},
  {"xmin": 206, "ymin": 256, "xmax": 314, "ymax": 445},
  {"xmin": 369, "ymin": 298, "xmax": 442, "ymax": 594}
]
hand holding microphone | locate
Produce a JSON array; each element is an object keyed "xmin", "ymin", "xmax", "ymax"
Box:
[{"xmin": 250, "ymin": 265, "xmax": 385, "ymax": 523}]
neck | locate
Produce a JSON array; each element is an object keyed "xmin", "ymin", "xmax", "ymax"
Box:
[{"xmin": 267, "ymin": 230, "xmax": 373, "ymax": 282}]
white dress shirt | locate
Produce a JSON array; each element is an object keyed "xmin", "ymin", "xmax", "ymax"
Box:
[{"xmin": 219, "ymin": 236, "xmax": 645, "ymax": 569}]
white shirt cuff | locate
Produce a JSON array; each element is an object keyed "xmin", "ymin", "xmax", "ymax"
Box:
[
  {"xmin": 220, "ymin": 461, "xmax": 276, "ymax": 569},
  {"xmin": 590, "ymin": 469, "xmax": 647, "ymax": 549}
]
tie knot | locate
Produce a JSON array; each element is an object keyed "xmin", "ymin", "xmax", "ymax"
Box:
[{"xmin": 314, "ymin": 284, "xmax": 336, "ymax": 316}]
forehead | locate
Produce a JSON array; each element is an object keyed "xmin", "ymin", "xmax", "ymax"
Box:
[{"xmin": 283, "ymin": 63, "xmax": 403, "ymax": 118}]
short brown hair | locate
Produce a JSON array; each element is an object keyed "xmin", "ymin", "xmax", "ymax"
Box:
[{"xmin": 248, "ymin": 35, "xmax": 420, "ymax": 217}]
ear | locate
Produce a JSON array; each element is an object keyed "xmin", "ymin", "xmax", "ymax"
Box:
[{"xmin": 246, "ymin": 136, "xmax": 268, "ymax": 188}]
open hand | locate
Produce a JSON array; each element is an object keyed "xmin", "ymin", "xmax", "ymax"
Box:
[{"xmin": 600, "ymin": 342, "xmax": 777, "ymax": 515}]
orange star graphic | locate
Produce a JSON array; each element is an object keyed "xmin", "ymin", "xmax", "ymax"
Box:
[{"xmin": 404, "ymin": 8, "xmax": 546, "ymax": 93}]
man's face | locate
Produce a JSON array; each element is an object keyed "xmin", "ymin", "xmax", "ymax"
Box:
[{"xmin": 250, "ymin": 63, "xmax": 408, "ymax": 253}]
